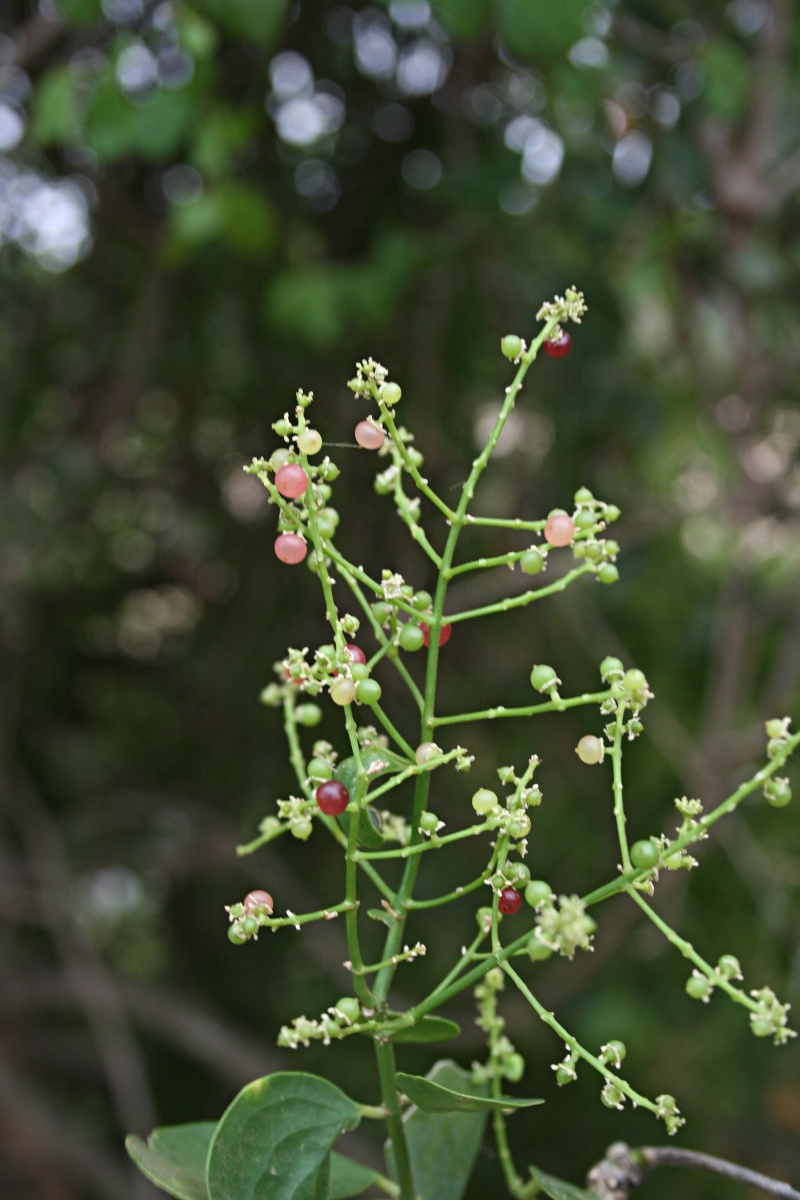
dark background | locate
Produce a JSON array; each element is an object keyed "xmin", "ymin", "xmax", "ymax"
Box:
[{"xmin": 1, "ymin": 0, "xmax": 799, "ymax": 1197}]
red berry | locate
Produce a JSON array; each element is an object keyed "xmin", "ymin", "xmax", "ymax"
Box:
[
  {"xmin": 544, "ymin": 331, "xmax": 572, "ymax": 358},
  {"xmin": 274, "ymin": 533, "xmax": 307, "ymax": 564},
  {"xmin": 422, "ymin": 623, "xmax": 452, "ymax": 647},
  {"xmin": 544, "ymin": 513, "xmax": 575, "ymax": 547},
  {"xmin": 344, "ymin": 644, "xmax": 366, "ymax": 665},
  {"xmin": 275, "ymin": 464, "xmax": 309, "ymax": 498},
  {"xmin": 316, "ymin": 780, "xmax": 350, "ymax": 815},
  {"xmin": 244, "ymin": 890, "xmax": 274, "ymax": 915},
  {"xmin": 498, "ymin": 886, "xmax": 522, "ymax": 915},
  {"xmin": 355, "ymin": 420, "xmax": 385, "ymax": 450}
]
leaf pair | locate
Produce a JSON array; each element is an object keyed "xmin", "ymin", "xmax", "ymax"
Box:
[{"xmin": 127, "ymin": 1073, "xmax": 381, "ymax": 1200}]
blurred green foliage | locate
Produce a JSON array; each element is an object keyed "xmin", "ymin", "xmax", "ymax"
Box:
[{"xmin": 1, "ymin": 0, "xmax": 799, "ymax": 1198}]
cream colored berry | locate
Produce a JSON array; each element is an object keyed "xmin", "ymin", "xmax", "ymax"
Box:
[
  {"xmin": 330, "ymin": 677, "xmax": 356, "ymax": 706},
  {"xmin": 297, "ymin": 428, "xmax": 323, "ymax": 455},
  {"xmin": 576, "ymin": 735, "xmax": 604, "ymax": 765},
  {"xmin": 415, "ymin": 742, "xmax": 441, "ymax": 765}
]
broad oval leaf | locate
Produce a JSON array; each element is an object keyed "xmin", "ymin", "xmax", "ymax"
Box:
[
  {"xmin": 330, "ymin": 1152, "xmax": 384, "ymax": 1199},
  {"xmin": 335, "ymin": 753, "xmax": 392, "ymax": 848},
  {"xmin": 529, "ymin": 1167, "xmax": 600, "ymax": 1200},
  {"xmin": 386, "ymin": 1061, "xmax": 488, "ymax": 1200},
  {"xmin": 207, "ymin": 1072, "xmax": 361, "ymax": 1200},
  {"xmin": 396, "ymin": 1072, "xmax": 542, "ymax": 1113},
  {"xmin": 391, "ymin": 1016, "xmax": 461, "ymax": 1044},
  {"xmin": 126, "ymin": 1122, "xmax": 216, "ymax": 1200}
]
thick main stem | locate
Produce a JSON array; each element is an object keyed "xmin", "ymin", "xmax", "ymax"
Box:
[{"xmin": 375, "ymin": 1040, "xmax": 415, "ymax": 1200}]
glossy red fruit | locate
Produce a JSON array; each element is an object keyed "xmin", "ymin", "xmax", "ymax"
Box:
[
  {"xmin": 244, "ymin": 890, "xmax": 274, "ymax": 915},
  {"xmin": 355, "ymin": 420, "xmax": 385, "ymax": 450},
  {"xmin": 544, "ymin": 331, "xmax": 572, "ymax": 358},
  {"xmin": 274, "ymin": 533, "xmax": 307, "ymax": 564},
  {"xmin": 544, "ymin": 513, "xmax": 575, "ymax": 547},
  {"xmin": 275, "ymin": 464, "xmax": 309, "ymax": 498},
  {"xmin": 316, "ymin": 780, "xmax": 350, "ymax": 815},
  {"xmin": 422, "ymin": 623, "xmax": 452, "ymax": 647},
  {"xmin": 498, "ymin": 886, "xmax": 522, "ymax": 915},
  {"xmin": 345, "ymin": 644, "xmax": 366, "ymax": 665}
]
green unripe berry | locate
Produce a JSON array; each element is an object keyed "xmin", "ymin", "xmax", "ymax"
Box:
[
  {"xmin": 400, "ymin": 584, "xmax": 414, "ymax": 599},
  {"xmin": 381, "ymin": 382, "xmax": 402, "ymax": 406},
  {"xmin": 335, "ymin": 996, "xmax": 361, "ymax": 1023},
  {"xmin": 320, "ymin": 461, "xmax": 339, "ymax": 482},
  {"xmin": 604, "ymin": 1039, "xmax": 626, "ymax": 1064},
  {"xmin": 525, "ymin": 880, "xmax": 553, "ymax": 908},
  {"xmin": 506, "ymin": 861, "xmax": 531, "ymax": 887},
  {"xmin": 295, "ymin": 704, "xmax": 323, "ymax": 728},
  {"xmin": 659, "ymin": 1094, "xmax": 677, "ymax": 1112},
  {"xmin": 765, "ymin": 718, "xmax": 787, "ymax": 740},
  {"xmin": 419, "ymin": 811, "xmax": 439, "ymax": 833},
  {"xmin": 598, "ymin": 563, "xmax": 619, "ymax": 585},
  {"xmin": 270, "ymin": 447, "xmax": 292, "ymax": 472},
  {"xmin": 350, "ymin": 662, "xmax": 371, "ymax": 682},
  {"xmin": 508, "ymin": 815, "xmax": 531, "ymax": 839},
  {"xmin": 555, "ymin": 1067, "xmax": 575, "ymax": 1087},
  {"xmin": 228, "ymin": 923, "xmax": 247, "ymax": 945},
  {"xmin": 241, "ymin": 916, "xmax": 258, "ymax": 936},
  {"xmin": 530, "ymin": 664, "xmax": 558, "ymax": 693},
  {"xmin": 355, "ymin": 679, "xmax": 382, "ymax": 706},
  {"xmin": 686, "ymin": 974, "xmax": 712, "ymax": 1000},
  {"xmin": 476, "ymin": 906, "xmax": 493, "ymax": 930},
  {"xmin": 291, "ymin": 819, "xmax": 313, "ymax": 840},
  {"xmin": 623, "ymin": 668, "xmax": 648, "ymax": 696},
  {"xmin": 765, "ymin": 778, "xmax": 791, "ymax": 807},
  {"xmin": 273, "ymin": 418, "xmax": 291, "ymax": 437},
  {"xmin": 605, "ymin": 539, "xmax": 619, "ymax": 557},
  {"xmin": 601, "ymin": 1085, "xmax": 624, "ymax": 1108},
  {"xmin": 751, "ymin": 1017, "xmax": 773, "ymax": 1038},
  {"xmin": 600, "ymin": 656, "xmax": 624, "ymax": 681},
  {"xmin": 527, "ymin": 932, "xmax": 552, "ymax": 961},
  {"xmin": 472, "ymin": 788, "xmax": 498, "ymax": 815},
  {"xmin": 716, "ymin": 954, "xmax": 741, "ymax": 979},
  {"xmin": 605, "ymin": 504, "xmax": 621, "ymax": 522},
  {"xmin": 504, "ymin": 1053, "xmax": 525, "ymax": 1082},
  {"xmin": 399, "ymin": 624, "xmax": 425, "ymax": 652},
  {"xmin": 412, "ymin": 590, "xmax": 432, "ymax": 610},
  {"xmin": 584, "ymin": 541, "xmax": 603, "ymax": 563},
  {"xmin": 520, "ymin": 548, "xmax": 545, "ymax": 575},
  {"xmin": 501, "ymin": 334, "xmax": 523, "ymax": 359},
  {"xmin": 574, "ymin": 487, "xmax": 594, "ymax": 504},
  {"xmin": 308, "ymin": 757, "xmax": 333, "ymax": 781},
  {"xmin": 575, "ymin": 510, "xmax": 596, "ymax": 531},
  {"xmin": 372, "ymin": 601, "xmax": 393, "ymax": 625},
  {"xmin": 664, "ymin": 852, "xmax": 684, "ymax": 870},
  {"xmin": 630, "ymin": 840, "xmax": 659, "ymax": 870}
]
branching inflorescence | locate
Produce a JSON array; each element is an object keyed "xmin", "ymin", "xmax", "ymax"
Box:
[{"xmin": 216, "ymin": 288, "xmax": 797, "ymax": 1200}]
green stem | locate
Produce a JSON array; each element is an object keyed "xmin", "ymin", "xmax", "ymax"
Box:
[
  {"xmin": 405, "ymin": 863, "xmax": 495, "ymax": 909},
  {"xmin": 432, "ymin": 689, "xmax": 611, "ymax": 728},
  {"xmin": 354, "ymin": 821, "xmax": 491, "ymax": 860},
  {"xmin": 463, "ymin": 515, "xmax": 547, "ymax": 532},
  {"xmin": 446, "ymin": 548, "xmax": 531, "ymax": 579},
  {"xmin": 446, "ymin": 565, "xmax": 592, "ymax": 624},
  {"xmin": 362, "ymin": 749, "xmax": 463, "ymax": 805},
  {"xmin": 611, "ymin": 703, "xmax": 631, "ymax": 872},
  {"xmin": 374, "ymin": 1040, "xmax": 415, "ymax": 1200},
  {"xmin": 336, "ymin": 563, "xmax": 424, "ymax": 712},
  {"xmin": 256, "ymin": 900, "xmax": 355, "ymax": 930},
  {"xmin": 381, "ymin": 407, "xmax": 456, "ymax": 521},
  {"xmin": 370, "ymin": 703, "xmax": 417, "ymax": 761}
]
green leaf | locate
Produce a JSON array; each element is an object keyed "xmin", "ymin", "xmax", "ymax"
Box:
[
  {"xmin": 29, "ymin": 68, "xmax": 83, "ymax": 147},
  {"xmin": 386, "ymin": 1061, "xmax": 489, "ymax": 1200},
  {"xmin": 334, "ymin": 753, "xmax": 394, "ymax": 849},
  {"xmin": 396, "ymin": 1072, "xmax": 542, "ymax": 1113},
  {"xmin": 330, "ymin": 1153, "xmax": 384, "ymax": 1199},
  {"xmin": 126, "ymin": 1122, "xmax": 216, "ymax": 1200},
  {"xmin": 190, "ymin": 0, "xmax": 289, "ymax": 46},
  {"xmin": 391, "ymin": 1016, "xmax": 461, "ymax": 1044},
  {"xmin": 498, "ymin": 0, "xmax": 587, "ymax": 56},
  {"xmin": 431, "ymin": 0, "xmax": 491, "ymax": 37},
  {"xmin": 85, "ymin": 82, "xmax": 193, "ymax": 162},
  {"xmin": 529, "ymin": 1167, "xmax": 600, "ymax": 1200},
  {"xmin": 206, "ymin": 1072, "xmax": 361, "ymax": 1200}
]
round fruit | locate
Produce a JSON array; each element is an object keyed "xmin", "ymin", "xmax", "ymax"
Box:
[
  {"xmin": 527, "ymin": 933, "xmax": 552, "ymax": 961},
  {"xmin": 520, "ymin": 548, "xmax": 545, "ymax": 575},
  {"xmin": 399, "ymin": 624, "xmax": 425, "ymax": 652},
  {"xmin": 576, "ymin": 735, "xmax": 604, "ymax": 765},
  {"xmin": 604, "ymin": 1039, "xmax": 626, "ymax": 1063},
  {"xmin": 350, "ymin": 663, "xmax": 370, "ymax": 682},
  {"xmin": 575, "ymin": 510, "xmax": 596, "ymax": 531},
  {"xmin": 504, "ymin": 1053, "xmax": 525, "ymax": 1082},
  {"xmin": 508, "ymin": 815, "xmax": 531, "ymax": 839},
  {"xmin": 330, "ymin": 677, "xmax": 356, "ymax": 706},
  {"xmin": 228, "ymin": 924, "xmax": 247, "ymax": 944},
  {"xmin": 415, "ymin": 742, "xmax": 441, "ymax": 765},
  {"xmin": 422, "ymin": 622, "xmax": 452, "ymax": 647},
  {"xmin": 412, "ymin": 591, "xmax": 432, "ymax": 610},
  {"xmin": 530, "ymin": 664, "xmax": 557, "ymax": 693},
  {"xmin": 241, "ymin": 916, "xmax": 258, "ymax": 936},
  {"xmin": 501, "ymin": 334, "xmax": 523, "ymax": 359},
  {"xmin": 295, "ymin": 704, "xmax": 322, "ymax": 727},
  {"xmin": 544, "ymin": 512, "xmax": 575, "ymax": 547},
  {"xmin": 356, "ymin": 679, "xmax": 382, "ymax": 706},
  {"xmin": 244, "ymin": 890, "xmax": 274, "ymax": 915},
  {"xmin": 308, "ymin": 757, "xmax": 332, "ymax": 781},
  {"xmin": 505, "ymin": 861, "xmax": 530, "ymax": 887},
  {"xmin": 605, "ymin": 504, "xmax": 620, "ymax": 522},
  {"xmin": 381, "ymin": 382, "xmax": 402, "ymax": 406},
  {"xmin": 600, "ymin": 656, "xmax": 624, "ymax": 680},
  {"xmin": 498, "ymin": 886, "xmax": 522, "ymax": 915},
  {"xmin": 624, "ymin": 669, "xmax": 647, "ymax": 696},
  {"xmin": 274, "ymin": 533, "xmax": 307, "ymax": 564},
  {"xmin": 717, "ymin": 954, "xmax": 741, "ymax": 979},
  {"xmin": 297, "ymin": 429, "xmax": 322, "ymax": 455},
  {"xmin": 555, "ymin": 1067, "xmax": 574, "ymax": 1086},
  {"xmin": 601, "ymin": 1085, "xmax": 624, "ymax": 1109},
  {"xmin": 598, "ymin": 564, "xmax": 619, "ymax": 585},
  {"xmin": 574, "ymin": 487, "xmax": 594, "ymax": 504},
  {"xmin": 766, "ymin": 778, "xmax": 792, "ymax": 807},
  {"xmin": 419, "ymin": 811, "xmax": 439, "ymax": 833},
  {"xmin": 316, "ymin": 780, "xmax": 350, "ymax": 815},
  {"xmin": 686, "ymin": 975, "xmax": 712, "ymax": 1000},
  {"xmin": 355, "ymin": 420, "xmax": 385, "ymax": 450},
  {"xmin": 472, "ymin": 788, "xmax": 498, "ymax": 815},
  {"xmin": 371, "ymin": 601, "xmax": 393, "ymax": 624},
  {"xmin": 751, "ymin": 1017, "xmax": 772, "ymax": 1038},
  {"xmin": 344, "ymin": 643, "xmax": 366, "ymax": 665},
  {"xmin": 270, "ymin": 448, "xmax": 293, "ymax": 472},
  {"xmin": 275, "ymin": 464, "xmax": 309, "ymax": 499},
  {"xmin": 630, "ymin": 840, "xmax": 659, "ymax": 870},
  {"xmin": 334, "ymin": 996, "xmax": 361, "ymax": 1023},
  {"xmin": 524, "ymin": 880, "xmax": 552, "ymax": 909},
  {"xmin": 765, "ymin": 719, "xmax": 786, "ymax": 739},
  {"xmin": 273, "ymin": 419, "xmax": 291, "ymax": 438},
  {"xmin": 544, "ymin": 331, "xmax": 572, "ymax": 358}
]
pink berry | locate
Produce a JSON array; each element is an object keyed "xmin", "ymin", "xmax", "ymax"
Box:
[
  {"xmin": 498, "ymin": 886, "xmax": 522, "ymax": 915},
  {"xmin": 274, "ymin": 533, "xmax": 307, "ymax": 564},
  {"xmin": 355, "ymin": 421, "xmax": 385, "ymax": 451},
  {"xmin": 345, "ymin": 643, "xmax": 366, "ymax": 665},
  {"xmin": 544, "ymin": 331, "xmax": 572, "ymax": 358},
  {"xmin": 275, "ymin": 464, "xmax": 309, "ymax": 499},
  {"xmin": 422, "ymin": 623, "xmax": 452, "ymax": 648},
  {"xmin": 544, "ymin": 513, "xmax": 575, "ymax": 547},
  {"xmin": 244, "ymin": 890, "xmax": 274, "ymax": 915},
  {"xmin": 316, "ymin": 780, "xmax": 350, "ymax": 815}
]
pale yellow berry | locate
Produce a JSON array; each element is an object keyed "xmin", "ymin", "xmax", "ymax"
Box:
[
  {"xmin": 415, "ymin": 742, "xmax": 441, "ymax": 765},
  {"xmin": 297, "ymin": 428, "xmax": 323, "ymax": 456},
  {"xmin": 576, "ymin": 735, "xmax": 604, "ymax": 765},
  {"xmin": 330, "ymin": 677, "xmax": 356, "ymax": 706}
]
